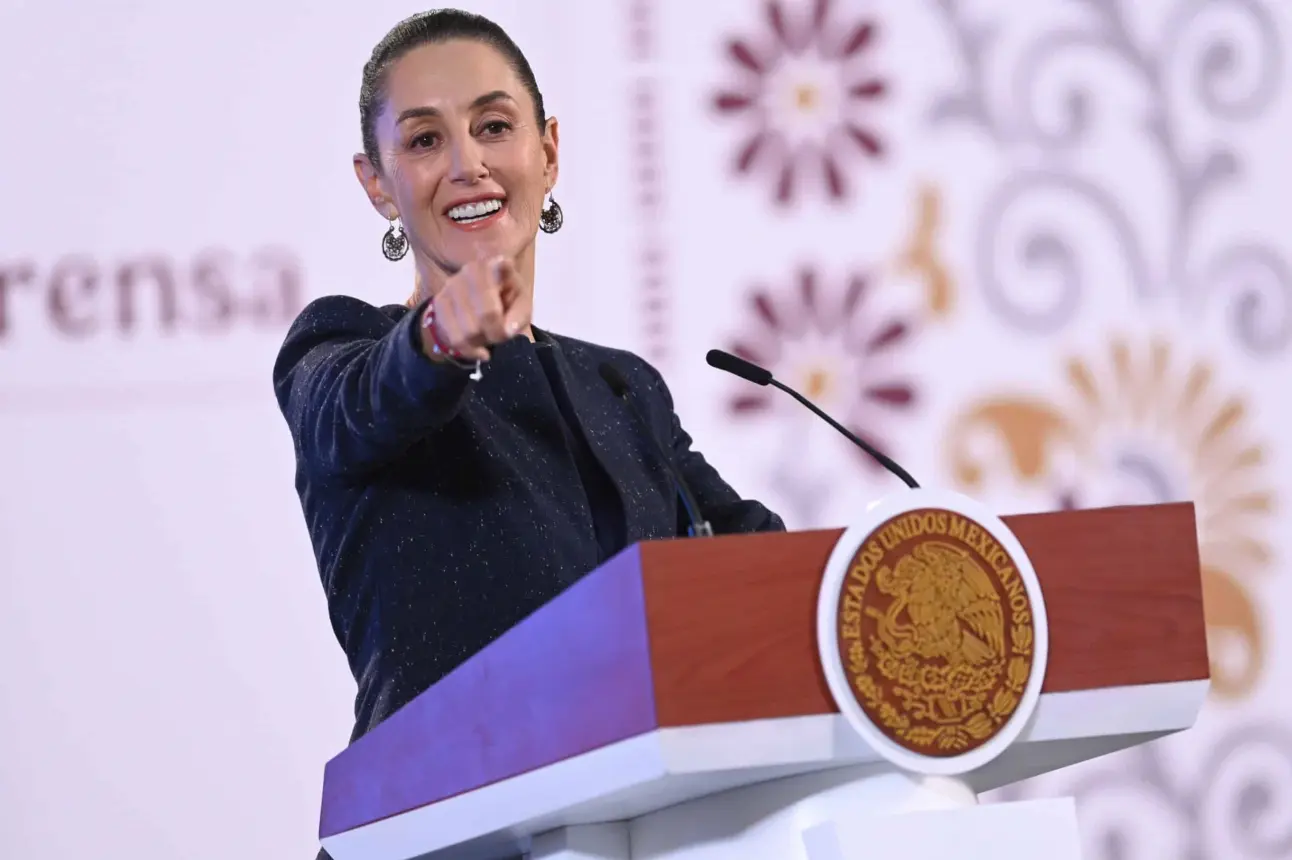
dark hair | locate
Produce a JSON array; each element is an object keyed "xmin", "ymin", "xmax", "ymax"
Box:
[{"xmin": 359, "ymin": 8, "xmax": 547, "ymax": 171}]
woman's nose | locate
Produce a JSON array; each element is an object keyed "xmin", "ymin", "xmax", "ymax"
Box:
[{"xmin": 448, "ymin": 137, "xmax": 487, "ymax": 183}]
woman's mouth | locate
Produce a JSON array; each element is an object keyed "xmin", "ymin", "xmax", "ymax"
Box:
[{"xmin": 445, "ymin": 198, "xmax": 505, "ymax": 230}]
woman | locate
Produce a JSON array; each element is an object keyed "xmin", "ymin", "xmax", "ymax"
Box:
[{"xmin": 274, "ymin": 7, "xmax": 784, "ymax": 785}]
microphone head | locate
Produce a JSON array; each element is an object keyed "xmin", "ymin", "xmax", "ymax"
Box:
[
  {"xmin": 597, "ymin": 362, "xmax": 631, "ymax": 398},
  {"xmin": 706, "ymin": 349, "xmax": 773, "ymax": 386}
]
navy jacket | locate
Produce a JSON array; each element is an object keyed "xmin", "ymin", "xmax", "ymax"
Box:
[{"xmin": 273, "ymin": 294, "xmax": 785, "ymax": 743}]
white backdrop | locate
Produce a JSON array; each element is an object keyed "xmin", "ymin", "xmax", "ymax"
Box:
[{"xmin": 1, "ymin": 1, "xmax": 1289, "ymax": 858}]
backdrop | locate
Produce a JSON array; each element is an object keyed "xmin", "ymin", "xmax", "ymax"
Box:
[{"xmin": 1, "ymin": 1, "xmax": 1288, "ymax": 858}]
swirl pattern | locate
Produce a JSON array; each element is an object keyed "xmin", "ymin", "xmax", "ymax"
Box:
[
  {"xmin": 1198, "ymin": 244, "xmax": 1292, "ymax": 356},
  {"xmin": 976, "ymin": 170, "xmax": 1150, "ymax": 332},
  {"xmin": 930, "ymin": 0, "xmax": 1287, "ymax": 354},
  {"xmin": 1163, "ymin": 0, "xmax": 1282, "ymax": 121}
]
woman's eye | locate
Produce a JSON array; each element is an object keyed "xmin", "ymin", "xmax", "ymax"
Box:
[
  {"xmin": 481, "ymin": 121, "xmax": 512, "ymax": 136},
  {"xmin": 410, "ymin": 132, "xmax": 439, "ymax": 148}
]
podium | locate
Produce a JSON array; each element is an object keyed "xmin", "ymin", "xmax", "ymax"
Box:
[{"xmin": 317, "ymin": 501, "xmax": 1208, "ymax": 860}]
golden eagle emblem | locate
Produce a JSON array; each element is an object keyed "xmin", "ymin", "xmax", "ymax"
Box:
[
  {"xmin": 835, "ymin": 508, "xmax": 1036, "ymax": 756},
  {"xmin": 869, "ymin": 541, "xmax": 1005, "ymax": 670}
]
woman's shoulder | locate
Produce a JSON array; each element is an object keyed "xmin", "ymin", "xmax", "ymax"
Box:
[
  {"xmin": 284, "ymin": 294, "xmax": 412, "ymax": 340},
  {"xmin": 273, "ymin": 294, "xmax": 418, "ymax": 386}
]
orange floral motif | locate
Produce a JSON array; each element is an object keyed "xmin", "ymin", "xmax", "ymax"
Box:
[
  {"xmin": 892, "ymin": 185, "xmax": 955, "ymax": 320},
  {"xmin": 944, "ymin": 337, "xmax": 1275, "ymax": 699}
]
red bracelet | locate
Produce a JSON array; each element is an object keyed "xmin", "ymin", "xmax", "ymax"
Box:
[
  {"xmin": 420, "ymin": 301, "xmax": 463, "ymax": 359},
  {"xmin": 420, "ymin": 301, "xmax": 484, "ymax": 380}
]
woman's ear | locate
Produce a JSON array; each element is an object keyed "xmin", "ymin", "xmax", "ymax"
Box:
[
  {"xmin": 542, "ymin": 117, "xmax": 560, "ymax": 191},
  {"xmin": 353, "ymin": 153, "xmax": 399, "ymax": 219}
]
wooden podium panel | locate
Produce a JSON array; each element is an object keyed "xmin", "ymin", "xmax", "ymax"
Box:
[
  {"xmin": 319, "ymin": 502, "xmax": 1206, "ymax": 842},
  {"xmin": 642, "ymin": 502, "xmax": 1208, "ymax": 726}
]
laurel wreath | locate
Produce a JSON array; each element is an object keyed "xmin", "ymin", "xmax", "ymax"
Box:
[{"xmin": 848, "ymin": 623, "xmax": 1033, "ymax": 752}]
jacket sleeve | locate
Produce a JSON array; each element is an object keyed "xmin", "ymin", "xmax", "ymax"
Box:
[
  {"xmin": 641, "ymin": 363, "xmax": 786, "ymax": 535},
  {"xmin": 272, "ymin": 295, "xmax": 475, "ymax": 480}
]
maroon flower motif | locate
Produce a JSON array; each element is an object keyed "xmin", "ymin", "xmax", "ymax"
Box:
[
  {"xmin": 725, "ymin": 267, "xmax": 917, "ymax": 473},
  {"xmin": 712, "ymin": 0, "xmax": 887, "ymax": 206}
]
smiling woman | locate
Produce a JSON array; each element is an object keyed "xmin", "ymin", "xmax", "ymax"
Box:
[
  {"xmin": 269, "ymin": 10, "xmax": 784, "ymax": 859},
  {"xmin": 353, "ymin": 21, "xmax": 557, "ymax": 304}
]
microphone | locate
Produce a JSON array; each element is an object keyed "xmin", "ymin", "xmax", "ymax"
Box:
[
  {"xmin": 598, "ymin": 362, "xmax": 715, "ymax": 537},
  {"xmin": 705, "ymin": 349, "xmax": 920, "ymax": 489}
]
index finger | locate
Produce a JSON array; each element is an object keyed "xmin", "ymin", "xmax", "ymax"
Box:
[
  {"xmin": 493, "ymin": 257, "xmax": 522, "ymax": 300},
  {"xmin": 502, "ymin": 283, "xmax": 532, "ymax": 337}
]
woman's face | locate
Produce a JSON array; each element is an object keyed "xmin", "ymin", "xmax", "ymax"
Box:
[{"xmin": 357, "ymin": 39, "xmax": 558, "ymax": 285}]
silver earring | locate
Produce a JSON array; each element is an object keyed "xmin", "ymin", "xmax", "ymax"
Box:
[
  {"xmin": 539, "ymin": 194, "xmax": 563, "ymax": 234},
  {"xmin": 382, "ymin": 217, "xmax": 409, "ymax": 261}
]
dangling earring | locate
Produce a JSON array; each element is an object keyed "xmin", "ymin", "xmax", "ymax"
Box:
[
  {"xmin": 382, "ymin": 217, "xmax": 409, "ymax": 261},
  {"xmin": 539, "ymin": 193, "xmax": 563, "ymax": 234}
]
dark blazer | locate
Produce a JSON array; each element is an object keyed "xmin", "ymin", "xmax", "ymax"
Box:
[{"xmin": 273, "ymin": 294, "xmax": 785, "ymax": 743}]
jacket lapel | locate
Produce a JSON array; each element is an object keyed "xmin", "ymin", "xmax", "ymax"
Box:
[{"xmin": 538, "ymin": 332, "xmax": 678, "ymax": 545}]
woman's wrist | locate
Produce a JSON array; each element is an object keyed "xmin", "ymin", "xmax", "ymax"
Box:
[
  {"xmin": 419, "ymin": 300, "xmax": 457, "ymax": 357},
  {"xmin": 418, "ymin": 300, "xmax": 479, "ymax": 372}
]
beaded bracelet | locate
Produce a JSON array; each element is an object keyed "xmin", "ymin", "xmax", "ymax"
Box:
[{"xmin": 420, "ymin": 301, "xmax": 483, "ymax": 381}]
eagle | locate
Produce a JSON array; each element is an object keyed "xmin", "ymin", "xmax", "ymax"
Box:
[{"xmin": 867, "ymin": 540, "xmax": 1006, "ymax": 667}]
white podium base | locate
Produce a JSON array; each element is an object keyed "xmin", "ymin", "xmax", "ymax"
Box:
[{"xmin": 529, "ymin": 764, "xmax": 1081, "ymax": 860}]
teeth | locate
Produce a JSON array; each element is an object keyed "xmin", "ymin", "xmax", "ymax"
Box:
[{"xmin": 448, "ymin": 199, "xmax": 503, "ymax": 221}]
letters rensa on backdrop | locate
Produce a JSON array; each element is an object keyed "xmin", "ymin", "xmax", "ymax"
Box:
[{"xmin": 0, "ymin": 248, "xmax": 303, "ymax": 340}]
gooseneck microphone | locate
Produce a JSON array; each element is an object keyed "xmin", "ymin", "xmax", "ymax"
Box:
[
  {"xmin": 598, "ymin": 362, "xmax": 715, "ymax": 537},
  {"xmin": 705, "ymin": 349, "xmax": 920, "ymax": 489}
]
